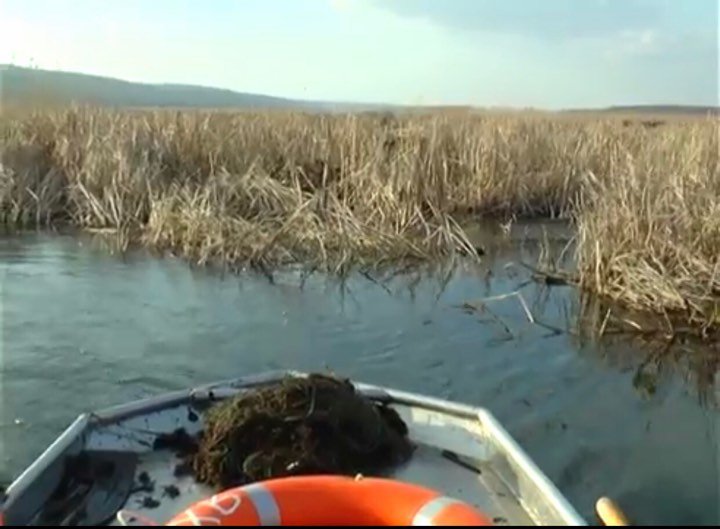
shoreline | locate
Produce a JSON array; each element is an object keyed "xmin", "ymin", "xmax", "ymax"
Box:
[{"xmin": 1, "ymin": 108, "xmax": 717, "ymax": 338}]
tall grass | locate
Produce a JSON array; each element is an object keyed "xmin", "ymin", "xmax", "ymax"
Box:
[
  {"xmin": 0, "ymin": 108, "xmax": 718, "ymax": 333},
  {"xmin": 576, "ymin": 121, "xmax": 720, "ymax": 334}
]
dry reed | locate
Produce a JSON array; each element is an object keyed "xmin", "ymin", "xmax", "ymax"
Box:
[{"xmin": 0, "ymin": 107, "xmax": 718, "ymax": 334}]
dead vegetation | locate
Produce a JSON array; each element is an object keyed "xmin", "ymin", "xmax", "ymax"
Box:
[
  {"xmin": 575, "ymin": 120, "xmax": 720, "ymax": 337},
  {"xmin": 191, "ymin": 374, "xmax": 413, "ymax": 489},
  {"xmin": 0, "ymin": 107, "xmax": 718, "ymax": 335}
]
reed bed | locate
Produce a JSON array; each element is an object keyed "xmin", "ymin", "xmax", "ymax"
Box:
[
  {"xmin": 575, "ymin": 120, "xmax": 720, "ymax": 334},
  {"xmin": 0, "ymin": 108, "xmax": 717, "ymax": 334}
]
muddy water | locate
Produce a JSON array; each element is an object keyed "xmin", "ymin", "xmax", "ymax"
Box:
[{"xmin": 0, "ymin": 224, "xmax": 718, "ymax": 525}]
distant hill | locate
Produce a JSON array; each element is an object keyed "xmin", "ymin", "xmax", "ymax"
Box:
[
  {"xmin": 565, "ymin": 105, "xmax": 720, "ymax": 116},
  {"xmin": 0, "ymin": 65, "xmax": 398, "ymax": 112},
  {"xmin": 1, "ymin": 65, "xmax": 717, "ymax": 115},
  {"xmin": 0, "ymin": 65, "xmax": 314, "ymax": 109}
]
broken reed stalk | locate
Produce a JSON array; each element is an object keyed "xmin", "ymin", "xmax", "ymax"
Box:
[{"xmin": 0, "ymin": 108, "xmax": 718, "ymax": 336}]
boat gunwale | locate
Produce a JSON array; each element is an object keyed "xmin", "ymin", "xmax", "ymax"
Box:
[
  {"xmin": 3, "ymin": 371, "xmax": 587, "ymax": 526},
  {"xmin": 3, "ymin": 414, "xmax": 90, "ymax": 517}
]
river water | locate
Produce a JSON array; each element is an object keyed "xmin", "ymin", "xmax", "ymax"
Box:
[{"xmin": 0, "ymin": 225, "xmax": 718, "ymax": 525}]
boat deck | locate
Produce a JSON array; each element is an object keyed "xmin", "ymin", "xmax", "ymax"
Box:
[
  {"xmin": 3, "ymin": 372, "xmax": 586, "ymax": 526},
  {"xmin": 118, "ymin": 441, "xmax": 531, "ymax": 526}
]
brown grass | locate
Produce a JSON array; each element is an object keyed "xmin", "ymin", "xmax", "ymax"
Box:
[
  {"xmin": 0, "ymin": 107, "xmax": 718, "ymax": 333},
  {"xmin": 576, "ymin": 121, "xmax": 720, "ymax": 334}
]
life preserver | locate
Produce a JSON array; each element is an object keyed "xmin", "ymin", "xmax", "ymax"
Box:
[{"xmin": 166, "ymin": 475, "xmax": 493, "ymax": 526}]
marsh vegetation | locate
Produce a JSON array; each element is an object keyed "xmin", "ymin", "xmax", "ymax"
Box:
[{"xmin": 0, "ymin": 108, "xmax": 717, "ymax": 337}]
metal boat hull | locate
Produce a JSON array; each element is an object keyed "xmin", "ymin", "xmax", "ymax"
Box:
[{"xmin": 3, "ymin": 371, "xmax": 586, "ymax": 526}]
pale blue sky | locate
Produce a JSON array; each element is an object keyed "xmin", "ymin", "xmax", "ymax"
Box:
[{"xmin": 1, "ymin": 0, "xmax": 718, "ymax": 108}]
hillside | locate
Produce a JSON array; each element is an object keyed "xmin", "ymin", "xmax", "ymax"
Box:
[
  {"xmin": 565, "ymin": 105, "xmax": 720, "ymax": 116},
  {"xmin": 0, "ymin": 65, "xmax": 330, "ymax": 110},
  {"xmin": 1, "ymin": 65, "xmax": 717, "ymax": 115}
]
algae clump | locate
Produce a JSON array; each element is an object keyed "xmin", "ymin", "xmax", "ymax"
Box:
[{"xmin": 191, "ymin": 374, "xmax": 414, "ymax": 489}]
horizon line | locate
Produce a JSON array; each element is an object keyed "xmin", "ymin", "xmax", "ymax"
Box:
[{"xmin": 2, "ymin": 63, "xmax": 719, "ymax": 113}]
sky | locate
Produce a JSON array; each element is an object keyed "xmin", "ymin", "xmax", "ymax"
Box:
[{"xmin": 0, "ymin": 0, "xmax": 718, "ymax": 108}]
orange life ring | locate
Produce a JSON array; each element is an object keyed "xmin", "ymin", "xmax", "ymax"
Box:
[{"xmin": 166, "ymin": 475, "xmax": 493, "ymax": 526}]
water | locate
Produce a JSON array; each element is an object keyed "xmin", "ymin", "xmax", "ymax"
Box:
[{"xmin": 0, "ymin": 228, "xmax": 718, "ymax": 525}]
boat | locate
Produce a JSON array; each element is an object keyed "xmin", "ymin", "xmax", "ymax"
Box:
[{"xmin": 1, "ymin": 371, "xmax": 588, "ymax": 526}]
